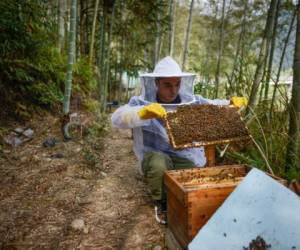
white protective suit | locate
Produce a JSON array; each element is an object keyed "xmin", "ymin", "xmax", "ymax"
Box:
[{"xmin": 111, "ymin": 57, "xmax": 229, "ymax": 171}]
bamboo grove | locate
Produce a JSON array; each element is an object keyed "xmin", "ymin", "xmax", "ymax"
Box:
[{"xmin": 0, "ymin": 0, "xmax": 299, "ymax": 178}]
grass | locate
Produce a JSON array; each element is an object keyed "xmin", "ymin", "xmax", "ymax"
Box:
[{"xmin": 225, "ymin": 104, "xmax": 299, "ymax": 181}]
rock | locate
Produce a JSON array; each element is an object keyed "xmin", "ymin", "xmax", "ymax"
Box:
[
  {"xmin": 33, "ymin": 155, "xmax": 39, "ymax": 161},
  {"xmin": 153, "ymin": 245, "xmax": 162, "ymax": 250},
  {"xmin": 71, "ymin": 219, "xmax": 85, "ymax": 231},
  {"xmin": 75, "ymin": 147, "xmax": 81, "ymax": 153},
  {"xmin": 4, "ymin": 128, "xmax": 34, "ymax": 147},
  {"xmin": 20, "ymin": 156, "xmax": 27, "ymax": 163},
  {"xmin": 43, "ymin": 138, "xmax": 57, "ymax": 148},
  {"xmin": 14, "ymin": 128, "xmax": 24, "ymax": 134},
  {"xmin": 23, "ymin": 128, "xmax": 34, "ymax": 138},
  {"xmin": 50, "ymin": 153, "xmax": 64, "ymax": 159},
  {"xmin": 100, "ymin": 172, "xmax": 107, "ymax": 178},
  {"xmin": 4, "ymin": 133, "xmax": 23, "ymax": 147},
  {"xmin": 122, "ymin": 194, "xmax": 129, "ymax": 199},
  {"xmin": 76, "ymin": 197, "xmax": 93, "ymax": 205},
  {"xmin": 83, "ymin": 226, "xmax": 89, "ymax": 234}
]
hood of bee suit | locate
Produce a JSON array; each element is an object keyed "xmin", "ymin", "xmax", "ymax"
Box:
[{"xmin": 138, "ymin": 56, "xmax": 196, "ymax": 109}]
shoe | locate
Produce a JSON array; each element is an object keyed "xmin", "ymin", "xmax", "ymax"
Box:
[
  {"xmin": 154, "ymin": 200, "xmax": 167, "ymax": 225},
  {"xmin": 154, "ymin": 200, "xmax": 167, "ymax": 212}
]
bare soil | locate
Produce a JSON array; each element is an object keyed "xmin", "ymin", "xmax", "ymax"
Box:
[
  {"xmin": 0, "ymin": 114, "xmax": 165, "ymax": 249},
  {"xmin": 166, "ymin": 104, "xmax": 249, "ymax": 146}
]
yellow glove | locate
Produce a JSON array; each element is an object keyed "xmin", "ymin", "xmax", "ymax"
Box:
[
  {"xmin": 138, "ymin": 103, "xmax": 167, "ymax": 120},
  {"xmin": 230, "ymin": 96, "xmax": 248, "ymax": 108}
]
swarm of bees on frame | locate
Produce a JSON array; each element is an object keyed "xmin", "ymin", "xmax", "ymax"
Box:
[
  {"xmin": 166, "ymin": 104, "xmax": 249, "ymax": 147},
  {"xmin": 175, "ymin": 169, "xmax": 242, "ymax": 185}
]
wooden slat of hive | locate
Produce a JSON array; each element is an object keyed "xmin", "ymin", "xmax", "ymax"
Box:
[
  {"xmin": 187, "ymin": 185, "xmax": 238, "ymax": 239},
  {"xmin": 167, "ymin": 190, "xmax": 189, "ymax": 248},
  {"xmin": 289, "ymin": 181, "xmax": 300, "ymax": 196}
]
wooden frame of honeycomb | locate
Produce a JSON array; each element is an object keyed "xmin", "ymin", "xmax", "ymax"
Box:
[{"xmin": 164, "ymin": 104, "xmax": 251, "ymax": 149}]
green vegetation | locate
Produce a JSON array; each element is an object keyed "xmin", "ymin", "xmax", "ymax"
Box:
[
  {"xmin": 0, "ymin": 0, "xmax": 96, "ymax": 119},
  {"xmin": 0, "ymin": 0, "xmax": 299, "ymax": 178}
]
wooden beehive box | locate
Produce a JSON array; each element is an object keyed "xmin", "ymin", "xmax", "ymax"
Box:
[{"xmin": 164, "ymin": 165, "xmax": 286, "ymax": 249}]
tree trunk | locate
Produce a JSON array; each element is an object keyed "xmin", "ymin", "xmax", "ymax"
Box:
[
  {"xmin": 118, "ymin": 4, "xmax": 125, "ymax": 102},
  {"xmin": 236, "ymin": 49, "xmax": 246, "ymax": 96},
  {"xmin": 85, "ymin": 0, "xmax": 90, "ymax": 55},
  {"xmin": 182, "ymin": 0, "xmax": 194, "ymax": 71},
  {"xmin": 76, "ymin": 0, "xmax": 81, "ymax": 59},
  {"xmin": 247, "ymin": 0, "xmax": 279, "ymax": 113},
  {"xmin": 264, "ymin": 0, "xmax": 281, "ymax": 101},
  {"xmin": 286, "ymin": 2, "xmax": 300, "ymax": 171},
  {"xmin": 63, "ymin": 0, "xmax": 77, "ymax": 114},
  {"xmin": 258, "ymin": 55, "xmax": 270, "ymax": 103},
  {"xmin": 102, "ymin": 0, "xmax": 117, "ymax": 112},
  {"xmin": 236, "ymin": 1, "xmax": 249, "ymax": 96},
  {"xmin": 98, "ymin": 9, "xmax": 106, "ymax": 109},
  {"xmin": 158, "ymin": 32, "xmax": 164, "ymax": 60},
  {"xmin": 168, "ymin": 0, "xmax": 176, "ymax": 56},
  {"xmin": 154, "ymin": 0, "xmax": 161, "ymax": 65},
  {"xmin": 214, "ymin": 0, "xmax": 226, "ymax": 98},
  {"xmin": 270, "ymin": 9, "xmax": 296, "ymax": 116},
  {"xmin": 89, "ymin": 0, "xmax": 100, "ymax": 64},
  {"xmin": 201, "ymin": 2, "xmax": 219, "ymax": 86},
  {"xmin": 58, "ymin": 0, "xmax": 66, "ymax": 53},
  {"xmin": 126, "ymin": 76, "xmax": 130, "ymax": 101},
  {"xmin": 78, "ymin": 0, "xmax": 88, "ymax": 55},
  {"xmin": 228, "ymin": 0, "xmax": 248, "ymax": 96}
]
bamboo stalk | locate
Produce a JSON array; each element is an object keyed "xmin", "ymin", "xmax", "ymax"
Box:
[{"xmin": 63, "ymin": 0, "xmax": 77, "ymax": 115}]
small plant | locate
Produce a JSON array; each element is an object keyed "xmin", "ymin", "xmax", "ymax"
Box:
[
  {"xmin": 73, "ymin": 57, "xmax": 97, "ymax": 94},
  {"xmin": 83, "ymin": 147, "xmax": 97, "ymax": 167},
  {"xmin": 87, "ymin": 114, "xmax": 110, "ymax": 138},
  {"xmin": 83, "ymin": 99, "xmax": 100, "ymax": 113}
]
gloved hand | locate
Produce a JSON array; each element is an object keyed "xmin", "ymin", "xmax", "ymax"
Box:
[
  {"xmin": 230, "ymin": 96, "xmax": 248, "ymax": 108},
  {"xmin": 138, "ymin": 103, "xmax": 167, "ymax": 120}
]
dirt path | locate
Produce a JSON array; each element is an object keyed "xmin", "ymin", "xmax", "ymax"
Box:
[{"xmin": 0, "ymin": 116, "xmax": 165, "ymax": 249}]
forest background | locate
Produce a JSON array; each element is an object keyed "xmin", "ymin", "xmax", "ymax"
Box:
[{"xmin": 0, "ymin": 0, "xmax": 299, "ymax": 180}]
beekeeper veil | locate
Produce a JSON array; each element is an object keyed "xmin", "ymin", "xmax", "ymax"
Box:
[{"xmin": 139, "ymin": 57, "xmax": 196, "ymax": 108}]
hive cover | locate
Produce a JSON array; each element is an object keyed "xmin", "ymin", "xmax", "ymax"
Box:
[
  {"xmin": 164, "ymin": 104, "xmax": 250, "ymax": 149},
  {"xmin": 188, "ymin": 168, "xmax": 300, "ymax": 250}
]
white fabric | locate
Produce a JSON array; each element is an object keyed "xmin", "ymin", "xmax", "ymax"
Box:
[
  {"xmin": 111, "ymin": 57, "xmax": 229, "ymax": 170},
  {"xmin": 111, "ymin": 105, "xmax": 150, "ymax": 129},
  {"xmin": 139, "ymin": 56, "xmax": 195, "ymax": 77},
  {"xmin": 139, "ymin": 57, "xmax": 196, "ymax": 104}
]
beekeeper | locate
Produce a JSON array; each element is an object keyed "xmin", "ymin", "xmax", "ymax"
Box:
[{"xmin": 111, "ymin": 56, "xmax": 247, "ymax": 209}]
